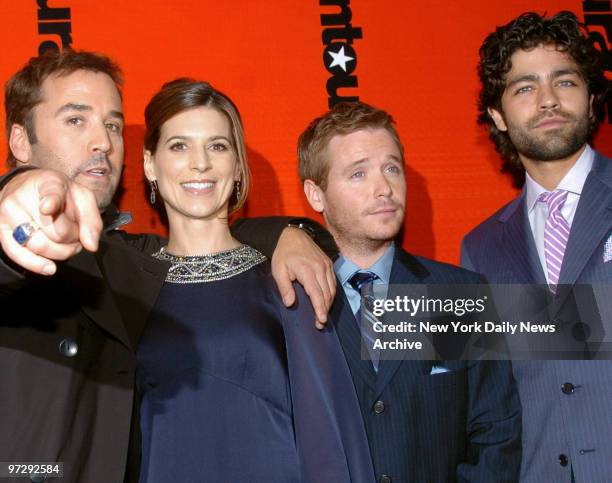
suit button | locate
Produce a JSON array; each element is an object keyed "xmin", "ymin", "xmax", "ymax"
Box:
[
  {"xmin": 561, "ymin": 382, "xmax": 575, "ymax": 394},
  {"xmin": 572, "ymin": 322, "xmax": 590, "ymax": 342},
  {"xmin": 373, "ymin": 400, "xmax": 385, "ymax": 414},
  {"xmin": 379, "ymin": 475, "xmax": 392, "ymax": 483},
  {"xmin": 559, "ymin": 454, "xmax": 568, "ymax": 467},
  {"xmin": 59, "ymin": 338, "xmax": 78, "ymax": 357}
]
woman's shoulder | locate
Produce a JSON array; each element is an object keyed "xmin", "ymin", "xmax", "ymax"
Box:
[{"xmin": 240, "ymin": 249, "xmax": 314, "ymax": 320}]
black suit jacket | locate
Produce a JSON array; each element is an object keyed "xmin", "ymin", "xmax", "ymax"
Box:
[
  {"xmin": 0, "ymin": 230, "xmax": 167, "ymax": 483},
  {"xmin": 331, "ymin": 248, "xmax": 522, "ymax": 483}
]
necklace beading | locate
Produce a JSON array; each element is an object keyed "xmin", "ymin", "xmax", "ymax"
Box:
[{"xmin": 152, "ymin": 245, "xmax": 266, "ymax": 283}]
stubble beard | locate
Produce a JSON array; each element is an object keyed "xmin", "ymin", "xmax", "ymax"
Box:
[
  {"xmin": 507, "ymin": 110, "xmax": 590, "ymax": 163},
  {"xmin": 30, "ymin": 144, "xmax": 118, "ymax": 211},
  {"xmin": 325, "ymin": 209, "xmax": 403, "ymax": 260}
]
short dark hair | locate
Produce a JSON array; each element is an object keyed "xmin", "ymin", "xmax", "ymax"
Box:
[
  {"xmin": 4, "ymin": 49, "xmax": 123, "ymax": 166},
  {"xmin": 144, "ymin": 78, "xmax": 250, "ymax": 214},
  {"xmin": 478, "ymin": 11, "xmax": 608, "ymax": 174},
  {"xmin": 298, "ymin": 101, "xmax": 403, "ymax": 191}
]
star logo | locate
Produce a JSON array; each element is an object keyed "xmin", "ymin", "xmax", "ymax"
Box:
[{"xmin": 327, "ymin": 45, "xmax": 355, "ymax": 72}]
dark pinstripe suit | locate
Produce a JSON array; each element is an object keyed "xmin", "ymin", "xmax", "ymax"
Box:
[
  {"xmin": 332, "ymin": 248, "xmax": 522, "ymax": 483},
  {"xmin": 461, "ymin": 151, "xmax": 612, "ymax": 482}
]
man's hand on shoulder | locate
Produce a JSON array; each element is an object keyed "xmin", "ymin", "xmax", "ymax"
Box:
[
  {"xmin": 271, "ymin": 226, "xmax": 336, "ymax": 329},
  {"xmin": 0, "ymin": 169, "xmax": 102, "ymax": 275}
]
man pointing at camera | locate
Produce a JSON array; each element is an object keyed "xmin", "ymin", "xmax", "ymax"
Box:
[{"xmin": 0, "ymin": 50, "xmax": 334, "ymax": 483}]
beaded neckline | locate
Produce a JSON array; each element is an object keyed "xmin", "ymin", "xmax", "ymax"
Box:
[{"xmin": 152, "ymin": 245, "xmax": 266, "ymax": 283}]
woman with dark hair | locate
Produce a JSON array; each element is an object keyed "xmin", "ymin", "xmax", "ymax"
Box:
[{"xmin": 135, "ymin": 78, "xmax": 373, "ymax": 483}]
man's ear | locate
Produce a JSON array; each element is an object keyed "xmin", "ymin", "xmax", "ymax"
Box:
[
  {"xmin": 589, "ymin": 93, "xmax": 594, "ymax": 121},
  {"xmin": 303, "ymin": 179, "xmax": 325, "ymax": 214},
  {"xmin": 9, "ymin": 124, "xmax": 33, "ymax": 165},
  {"xmin": 143, "ymin": 149, "xmax": 157, "ymax": 182},
  {"xmin": 487, "ymin": 107, "xmax": 508, "ymax": 132}
]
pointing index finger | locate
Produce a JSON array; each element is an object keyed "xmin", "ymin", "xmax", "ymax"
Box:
[
  {"xmin": 37, "ymin": 175, "xmax": 69, "ymax": 217},
  {"xmin": 67, "ymin": 183, "xmax": 102, "ymax": 252}
]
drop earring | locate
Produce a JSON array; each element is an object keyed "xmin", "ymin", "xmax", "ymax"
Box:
[{"xmin": 149, "ymin": 180, "xmax": 158, "ymax": 204}]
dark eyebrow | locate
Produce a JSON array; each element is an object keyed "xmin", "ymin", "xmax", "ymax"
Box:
[
  {"xmin": 208, "ymin": 135, "xmax": 232, "ymax": 143},
  {"xmin": 54, "ymin": 103, "xmax": 124, "ymax": 122},
  {"xmin": 109, "ymin": 110, "xmax": 125, "ymax": 122},
  {"xmin": 506, "ymin": 74, "xmax": 538, "ymax": 89},
  {"xmin": 165, "ymin": 135, "xmax": 188, "ymax": 144},
  {"xmin": 55, "ymin": 103, "xmax": 91, "ymax": 116},
  {"xmin": 551, "ymin": 68, "xmax": 581, "ymax": 79},
  {"xmin": 164, "ymin": 135, "xmax": 232, "ymax": 144},
  {"xmin": 506, "ymin": 69, "xmax": 581, "ymax": 89}
]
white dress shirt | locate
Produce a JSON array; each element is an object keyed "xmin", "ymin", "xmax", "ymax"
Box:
[{"xmin": 525, "ymin": 145, "xmax": 594, "ymax": 283}]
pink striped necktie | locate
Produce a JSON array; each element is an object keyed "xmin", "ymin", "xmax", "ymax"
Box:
[{"xmin": 537, "ymin": 189, "xmax": 570, "ymax": 292}]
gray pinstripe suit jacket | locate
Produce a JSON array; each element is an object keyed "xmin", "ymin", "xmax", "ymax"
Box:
[{"xmin": 461, "ymin": 151, "xmax": 612, "ymax": 483}]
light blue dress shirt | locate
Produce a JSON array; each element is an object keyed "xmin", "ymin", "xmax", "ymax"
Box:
[{"xmin": 334, "ymin": 243, "xmax": 395, "ymax": 316}]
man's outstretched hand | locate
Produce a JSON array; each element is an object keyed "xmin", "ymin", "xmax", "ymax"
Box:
[{"xmin": 0, "ymin": 169, "xmax": 102, "ymax": 275}]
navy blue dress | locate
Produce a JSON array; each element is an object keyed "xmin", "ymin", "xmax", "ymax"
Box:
[{"xmin": 136, "ymin": 248, "xmax": 374, "ymax": 483}]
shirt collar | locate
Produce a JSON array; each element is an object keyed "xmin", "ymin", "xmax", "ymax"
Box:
[
  {"xmin": 525, "ymin": 144, "xmax": 594, "ymax": 213},
  {"xmin": 334, "ymin": 243, "xmax": 395, "ymax": 286},
  {"xmin": 102, "ymin": 203, "xmax": 133, "ymax": 232}
]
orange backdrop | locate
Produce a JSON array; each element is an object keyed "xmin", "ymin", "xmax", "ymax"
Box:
[{"xmin": 1, "ymin": 1, "xmax": 610, "ymax": 264}]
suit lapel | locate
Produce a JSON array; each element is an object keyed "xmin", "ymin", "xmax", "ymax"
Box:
[
  {"xmin": 97, "ymin": 237, "xmax": 169, "ymax": 350},
  {"xmin": 375, "ymin": 250, "xmax": 432, "ymax": 398},
  {"xmin": 61, "ymin": 237, "xmax": 168, "ymax": 352},
  {"xmin": 498, "ymin": 194, "xmax": 546, "ymax": 284},
  {"xmin": 558, "ymin": 155, "xmax": 612, "ymax": 286},
  {"xmin": 61, "ymin": 248, "xmax": 133, "ymax": 350},
  {"xmin": 331, "ymin": 285, "xmax": 377, "ymax": 392}
]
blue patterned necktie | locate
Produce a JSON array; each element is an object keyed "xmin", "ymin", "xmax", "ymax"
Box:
[{"xmin": 348, "ymin": 271, "xmax": 381, "ymax": 371}]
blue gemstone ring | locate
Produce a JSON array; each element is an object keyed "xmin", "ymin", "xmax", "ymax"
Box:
[{"xmin": 12, "ymin": 221, "xmax": 39, "ymax": 246}]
